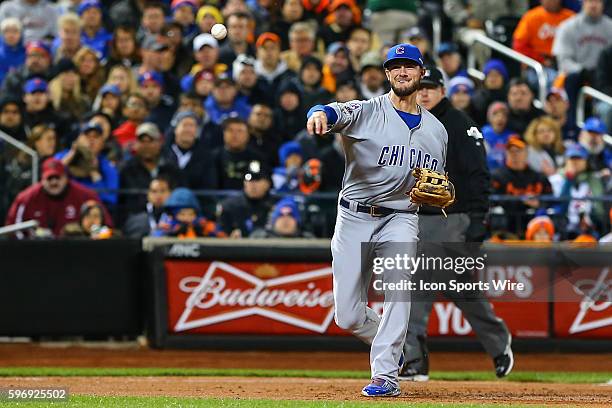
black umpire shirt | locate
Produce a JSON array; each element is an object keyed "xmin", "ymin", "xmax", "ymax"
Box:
[{"xmin": 419, "ymin": 97, "xmax": 490, "ymax": 218}]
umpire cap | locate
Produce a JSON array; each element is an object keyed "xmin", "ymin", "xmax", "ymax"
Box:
[{"xmin": 420, "ymin": 66, "xmax": 445, "ymax": 88}]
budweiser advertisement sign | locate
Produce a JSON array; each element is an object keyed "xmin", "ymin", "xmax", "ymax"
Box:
[
  {"xmin": 166, "ymin": 260, "xmax": 346, "ymax": 335},
  {"xmin": 553, "ymin": 267, "xmax": 612, "ymax": 338}
]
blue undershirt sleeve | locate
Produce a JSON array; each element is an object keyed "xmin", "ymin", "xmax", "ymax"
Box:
[{"xmin": 307, "ymin": 104, "xmax": 338, "ymax": 125}]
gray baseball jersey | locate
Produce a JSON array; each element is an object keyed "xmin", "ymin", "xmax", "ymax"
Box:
[{"xmin": 327, "ymin": 93, "xmax": 448, "ymax": 210}]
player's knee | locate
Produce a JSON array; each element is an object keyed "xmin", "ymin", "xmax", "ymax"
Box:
[{"xmin": 334, "ymin": 310, "xmax": 365, "ymax": 331}]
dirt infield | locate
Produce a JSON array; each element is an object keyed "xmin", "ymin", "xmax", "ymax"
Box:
[
  {"xmin": 0, "ymin": 344, "xmax": 611, "ymax": 406},
  {"xmin": 1, "ymin": 344, "xmax": 611, "ymax": 372},
  {"xmin": 0, "ymin": 376, "xmax": 610, "ymax": 406}
]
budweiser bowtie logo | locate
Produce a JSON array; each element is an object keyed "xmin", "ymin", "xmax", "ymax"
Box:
[
  {"xmin": 569, "ymin": 268, "xmax": 612, "ymax": 334},
  {"xmin": 173, "ymin": 261, "xmax": 335, "ymax": 333}
]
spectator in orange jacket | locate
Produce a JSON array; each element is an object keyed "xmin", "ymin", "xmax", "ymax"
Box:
[{"xmin": 513, "ymin": 0, "xmax": 574, "ymax": 64}]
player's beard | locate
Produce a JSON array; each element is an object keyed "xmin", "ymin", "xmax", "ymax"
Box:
[{"xmin": 391, "ymin": 77, "xmax": 420, "ymax": 97}]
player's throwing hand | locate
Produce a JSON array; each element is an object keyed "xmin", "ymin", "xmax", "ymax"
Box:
[{"xmin": 306, "ymin": 111, "xmax": 328, "ymax": 136}]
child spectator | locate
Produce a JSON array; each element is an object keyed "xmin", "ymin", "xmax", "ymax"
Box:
[
  {"xmin": 525, "ymin": 215, "xmax": 556, "ymax": 242},
  {"xmin": 482, "ymin": 102, "xmax": 514, "ymax": 171},
  {"xmin": 152, "ymin": 187, "xmax": 226, "ymax": 238},
  {"xmin": 62, "ymin": 199, "xmax": 115, "ymax": 239},
  {"xmin": 525, "ymin": 116, "xmax": 565, "ymax": 177},
  {"xmin": 273, "ymin": 141, "xmax": 304, "ymax": 192},
  {"xmin": 251, "ymin": 196, "xmax": 314, "ymax": 238}
]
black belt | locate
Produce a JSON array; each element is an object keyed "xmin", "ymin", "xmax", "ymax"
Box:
[{"xmin": 340, "ymin": 197, "xmax": 416, "ymax": 217}]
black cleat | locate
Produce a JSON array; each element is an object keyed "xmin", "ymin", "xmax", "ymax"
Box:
[
  {"xmin": 494, "ymin": 335, "xmax": 514, "ymax": 378},
  {"xmin": 399, "ymin": 335, "xmax": 429, "ymax": 382}
]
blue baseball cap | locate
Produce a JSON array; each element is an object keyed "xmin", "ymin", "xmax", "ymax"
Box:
[
  {"xmin": 78, "ymin": 0, "xmax": 102, "ymax": 15},
  {"xmin": 582, "ymin": 117, "xmax": 607, "ymax": 134},
  {"xmin": 437, "ymin": 42, "xmax": 459, "ymax": 57},
  {"xmin": 81, "ymin": 121, "xmax": 103, "ymax": 134},
  {"xmin": 565, "ymin": 144, "xmax": 589, "ymax": 159},
  {"xmin": 138, "ymin": 71, "xmax": 164, "ymax": 87},
  {"xmin": 23, "ymin": 77, "xmax": 48, "ymax": 94},
  {"xmin": 383, "ymin": 43, "xmax": 424, "ymax": 69},
  {"xmin": 99, "ymin": 83, "xmax": 121, "ymax": 96}
]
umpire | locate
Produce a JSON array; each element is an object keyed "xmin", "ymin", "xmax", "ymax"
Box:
[{"xmin": 400, "ymin": 67, "xmax": 513, "ymax": 381}]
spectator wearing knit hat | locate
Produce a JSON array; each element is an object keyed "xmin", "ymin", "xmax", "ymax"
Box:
[
  {"xmin": 171, "ymin": 0, "xmax": 199, "ymax": 45},
  {"xmin": 250, "ymin": 196, "xmax": 314, "ymax": 238},
  {"xmin": 447, "ymin": 76, "xmax": 477, "ymax": 119},
  {"xmin": 219, "ymin": 12, "xmax": 255, "ymax": 66},
  {"xmin": 472, "ymin": 59, "xmax": 509, "ymax": 126},
  {"xmin": 79, "ymin": 0, "xmax": 112, "ymax": 61},
  {"xmin": 273, "ymin": 141, "xmax": 304, "ymax": 192},
  {"xmin": 1, "ymin": 40, "xmax": 52, "ymax": 99},
  {"xmin": 525, "ymin": 215, "xmax": 556, "ymax": 242},
  {"xmin": 317, "ymin": 0, "xmax": 361, "ymax": 50},
  {"xmin": 197, "ymin": 5, "xmax": 224, "ymax": 37},
  {"xmin": 482, "ymin": 101, "xmax": 514, "ymax": 171}
]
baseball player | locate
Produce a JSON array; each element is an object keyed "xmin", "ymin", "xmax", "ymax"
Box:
[
  {"xmin": 306, "ymin": 44, "xmax": 453, "ymax": 397},
  {"xmin": 399, "ymin": 66, "xmax": 513, "ymax": 382}
]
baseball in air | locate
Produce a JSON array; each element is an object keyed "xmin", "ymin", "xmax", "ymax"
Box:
[{"xmin": 211, "ymin": 24, "xmax": 227, "ymax": 40}]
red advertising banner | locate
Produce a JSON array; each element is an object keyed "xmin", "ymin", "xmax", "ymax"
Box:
[
  {"xmin": 425, "ymin": 265, "xmax": 550, "ymax": 338},
  {"xmin": 166, "ymin": 260, "xmax": 552, "ymax": 337},
  {"xmin": 553, "ymin": 267, "xmax": 612, "ymax": 338},
  {"xmin": 166, "ymin": 260, "xmax": 344, "ymax": 335}
]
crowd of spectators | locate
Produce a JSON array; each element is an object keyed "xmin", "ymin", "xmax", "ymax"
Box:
[{"xmin": 0, "ymin": 0, "xmax": 611, "ymax": 241}]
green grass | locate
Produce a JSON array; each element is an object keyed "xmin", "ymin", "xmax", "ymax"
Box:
[
  {"xmin": 0, "ymin": 367, "xmax": 609, "ymax": 384},
  {"xmin": 0, "ymin": 396, "xmax": 586, "ymax": 408}
]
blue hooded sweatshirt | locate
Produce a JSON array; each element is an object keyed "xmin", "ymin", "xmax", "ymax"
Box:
[{"xmin": 0, "ymin": 37, "xmax": 25, "ymax": 85}]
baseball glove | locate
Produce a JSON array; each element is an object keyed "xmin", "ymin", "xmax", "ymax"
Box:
[{"xmin": 409, "ymin": 168, "xmax": 456, "ymax": 214}]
